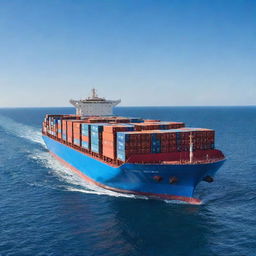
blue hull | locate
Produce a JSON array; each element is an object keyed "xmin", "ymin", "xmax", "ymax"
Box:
[{"xmin": 42, "ymin": 135, "xmax": 225, "ymax": 203}]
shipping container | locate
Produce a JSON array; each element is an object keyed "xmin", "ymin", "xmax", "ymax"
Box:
[
  {"xmin": 90, "ymin": 124, "xmax": 106, "ymax": 154},
  {"xmin": 116, "ymin": 131, "xmax": 152, "ymax": 161},
  {"xmin": 133, "ymin": 122, "xmax": 185, "ymax": 131},
  {"xmin": 102, "ymin": 124, "xmax": 135, "ymax": 159}
]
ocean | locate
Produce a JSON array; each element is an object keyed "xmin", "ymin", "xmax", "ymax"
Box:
[{"xmin": 0, "ymin": 106, "xmax": 255, "ymax": 256}]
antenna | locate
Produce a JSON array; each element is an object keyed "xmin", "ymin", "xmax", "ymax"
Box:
[{"xmin": 92, "ymin": 88, "xmax": 97, "ymax": 98}]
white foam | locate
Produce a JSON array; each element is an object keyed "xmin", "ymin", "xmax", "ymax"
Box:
[
  {"xmin": 29, "ymin": 149, "xmax": 145, "ymax": 200},
  {"xmin": 31, "ymin": 150, "xmax": 192, "ymax": 203},
  {"xmin": 0, "ymin": 114, "xmax": 44, "ymax": 145}
]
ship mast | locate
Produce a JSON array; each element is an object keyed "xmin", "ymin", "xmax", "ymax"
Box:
[
  {"xmin": 92, "ymin": 88, "xmax": 97, "ymax": 98},
  {"xmin": 189, "ymin": 132, "xmax": 193, "ymax": 163}
]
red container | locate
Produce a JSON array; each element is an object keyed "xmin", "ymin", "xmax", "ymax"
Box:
[
  {"xmin": 144, "ymin": 119, "xmax": 160, "ymax": 122},
  {"xmin": 103, "ymin": 124, "xmax": 133, "ymax": 133},
  {"xmin": 133, "ymin": 122, "xmax": 185, "ymax": 131},
  {"xmin": 66, "ymin": 121, "xmax": 73, "ymax": 143},
  {"xmin": 102, "ymin": 125, "xmax": 138, "ymax": 159}
]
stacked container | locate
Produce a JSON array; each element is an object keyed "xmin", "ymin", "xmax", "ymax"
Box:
[
  {"xmin": 87, "ymin": 116, "xmax": 143, "ymax": 124},
  {"xmin": 102, "ymin": 124, "xmax": 135, "ymax": 159},
  {"xmin": 43, "ymin": 114, "xmax": 215, "ymax": 163},
  {"xmin": 173, "ymin": 128, "xmax": 215, "ymax": 151},
  {"xmin": 116, "ymin": 132, "xmax": 152, "ymax": 161},
  {"xmin": 67, "ymin": 120, "xmax": 74, "ymax": 143},
  {"xmin": 81, "ymin": 123, "xmax": 91, "ymax": 149},
  {"xmin": 72, "ymin": 121, "xmax": 82, "ymax": 146},
  {"xmin": 62, "ymin": 120, "xmax": 67, "ymax": 141},
  {"xmin": 49, "ymin": 116, "xmax": 61, "ymax": 137},
  {"xmin": 159, "ymin": 130, "xmax": 177, "ymax": 153},
  {"xmin": 128, "ymin": 118, "xmax": 144, "ymax": 123},
  {"xmin": 90, "ymin": 124, "xmax": 105, "ymax": 154},
  {"xmin": 57, "ymin": 119, "xmax": 62, "ymax": 139},
  {"xmin": 151, "ymin": 133, "xmax": 161, "ymax": 153},
  {"xmin": 144, "ymin": 119, "xmax": 160, "ymax": 123},
  {"xmin": 115, "ymin": 118, "xmax": 131, "ymax": 123},
  {"xmin": 133, "ymin": 122, "xmax": 185, "ymax": 131},
  {"xmin": 179, "ymin": 128, "xmax": 215, "ymax": 150}
]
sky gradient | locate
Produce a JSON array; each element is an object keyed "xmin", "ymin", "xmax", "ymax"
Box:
[{"xmin": 0, "ymin": 0, "xmax": 255, "ymax": 107}]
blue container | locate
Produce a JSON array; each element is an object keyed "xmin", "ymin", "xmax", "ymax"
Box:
[
  {"xmin": 152, "ymin": 147, "xmax": 161, "ymax": 153},
  {"xmin": 90, "ymin": 124, "xmax": 105, "ymax": 145},
  {"xmin": 74, "ymin": 138, "xmax": 80, "ymax": 146},
  {"xmin": 151, "ymin": 133, "xmax": 161, "ymax": 153},
  {"xmin": 117, "ymin": 132, "xmax": 132, "ymax": 142},
  {"xmin": 117, "ymin": 144, "xmax": 125, "ymax": 152},
  {"xmin": 91, "ymin": 124, "xmax": 104, "ymax": 133},
  {"xmin": 89, "ymin": 124, "xmax": 106, "ymax": 154},
  {"xmin": 119, "ymin": 124, "xmax": 135, "ymax": 131},
  {"xmin": 81, "ymin": 141, "xmax": 89, "ymax": 149},
  {"xmin": 117, "ymin": 151, "xmax": 125, "ymax": 161},
  {"xmin": 91, "ymin": 143, "xmax": 100, "ymax": 154},
  {"xmin": 81, "ymin": 124, "xmax": 90, "ymax": 136},
  {"xmin": 130, "ymin": 118, "xmax": 143, "ymax": 123}
]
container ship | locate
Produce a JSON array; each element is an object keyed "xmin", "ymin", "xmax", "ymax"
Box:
[{"xmin": 42, "ymin": 89, "xmax": 225, "ymax": 204}]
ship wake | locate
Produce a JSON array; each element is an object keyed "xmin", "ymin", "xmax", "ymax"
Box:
[
  {"xmin": 0, "ymin": 115, "xmax": 146, "ymax": 200},
  {"xmin": 30, "ymin": 149, "xmax": 147, "ymax": 200},
  {"xmin": 0, "ymin": 114, "xmax": 44, "ymax": 145}
]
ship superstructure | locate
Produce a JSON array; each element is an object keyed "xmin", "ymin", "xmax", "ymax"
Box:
[{"xmin": 70, "ymin": 89, "xmax": 121, "ymax": 116}]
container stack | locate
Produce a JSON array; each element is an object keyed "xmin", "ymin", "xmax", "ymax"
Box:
[
  {"xmin": 50, "ymin": 116, "xmax": 61, "ymax": 136},
  {"xmin": 43, "ymin": 114, "xmax": 216, "ymax": 163},
  {"xmin": 133, "ymin": 122, "xmax": 185, "ymax": 131},
  {"xmin": 144, "ymin": 119, "xmax": 160, "ymax": 123},
  {"xmin": 57, "ymin": 119, "xmax": 62, "ymax": 139},
  {"xmin": 114, "ymin": 118, "xmax": 131, "ymax": 123},
  {"xmin": 66, "ymin": 120, "xmax": 73, "ymax": 143},
  {"xmin": 151, "ymin": 133, "xmax": 161, "ymax": 153},
  {"xmin": 178, "ymin": 128, "xmax": 215, "ymax": 150},
  {"xmin": 81, "ymin": 123, "xmax": 91, "ymax": 149},
  {"xmin": 116, "ymin": 128, "xmax": 215, "ymax": 161},
  {"xmin": 62, "ymin": 120, "xmax": 67, "ymax": 141},
  {"xmin": 117, "ymin": 132, "xmax": 152, "ymax": 161},
  {"xmin": 159, "ymin": 130, "xmax": 177, "ymax": 153},
  {"xmin": 129, "ymin": 118, "xmax": 144, "ymax": 123},
  {"xmin": 102, "ymin": 124, "xmax": 135, "ymax": 159},
  {"xmin": 72, "ymin": 121, "xmax": 82, "ymax": 146},
  {"xmin": 86, "ymin": 116, "xmax": 143, "ymax": 124},
  {"xmin": 90, "ymin": 124, "xmax": 104, "ymax": 154}
]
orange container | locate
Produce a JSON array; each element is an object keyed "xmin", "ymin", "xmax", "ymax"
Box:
[{"xmin": 82, "ymin": 135, "xmax": 89, "ymax": 142}]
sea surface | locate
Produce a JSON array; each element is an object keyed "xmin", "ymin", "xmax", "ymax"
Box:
[{"xmin": 0, "ymin": 106, "xmax": 255, "ymax": 256}]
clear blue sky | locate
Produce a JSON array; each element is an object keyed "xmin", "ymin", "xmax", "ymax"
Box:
[{"xmin": 0, "ymin": 0, "xmax": 255, "ymax": 107}]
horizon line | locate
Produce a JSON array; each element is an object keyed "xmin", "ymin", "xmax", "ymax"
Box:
[{"xmin": 0, "ymin": 105, "xmax": 256, "ymax": 109}]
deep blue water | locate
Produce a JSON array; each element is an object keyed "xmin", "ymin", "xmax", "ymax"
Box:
[{"xmin": 0, "ymin": 106, "xmax": 256, "ymax": 256}]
